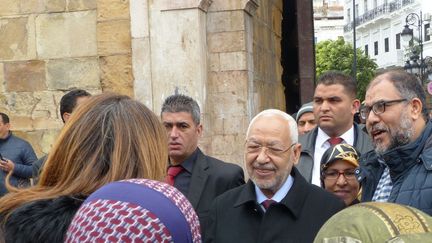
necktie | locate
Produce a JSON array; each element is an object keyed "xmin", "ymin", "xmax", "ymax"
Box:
[
  {"xmin": 328, "ymin": 137, "xmax": 343, "ymax": 146},
  {"xmin": 261, "ymin": 199, "xmax": 276, "ymax": 210},
  {"xmin": 166, "ymin": 166, "xmax": 184, "ymax": 186}
]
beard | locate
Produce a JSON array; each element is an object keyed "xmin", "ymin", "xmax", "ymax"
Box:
[{"xmin": 373, "ymin": 111, "xmax": 414, "ymax": 155}]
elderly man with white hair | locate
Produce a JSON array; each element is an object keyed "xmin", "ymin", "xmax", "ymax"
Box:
[{"xmin": 205, "ymin": 109, "xmax": 345, "ymax": 243}]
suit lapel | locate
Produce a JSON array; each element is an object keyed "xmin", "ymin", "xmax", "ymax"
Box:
[{"xmin": 187, "ymin": 149, "xmax": 209, "ymax": 208}]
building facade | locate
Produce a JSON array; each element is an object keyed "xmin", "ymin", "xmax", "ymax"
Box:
[
  {"xmin": 314, "ymin": 0, "xmax": 345, "ymax": 43},
  {"xmin": 0, "ymin": 0, "xmax": 315, "ymax": 167}
]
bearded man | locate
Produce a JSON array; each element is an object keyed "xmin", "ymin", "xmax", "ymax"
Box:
[{"xmin": 358, "ymin": 70, "xmax": 432, "ymax": 215}]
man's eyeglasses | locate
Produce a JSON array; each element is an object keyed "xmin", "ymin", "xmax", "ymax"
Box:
[
  {"xmin": 360, "ymin": 99, "xmax": 407, "ymax": 120},
  {"xmin": 323, "ymin": 169, "xmax": 357, "ymax": 180},
  {"xmin": 245, "ymin": 141, "xmax": 296, "ymax": 157}
]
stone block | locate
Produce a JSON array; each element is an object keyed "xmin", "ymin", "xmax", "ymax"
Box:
[
  {"xmin": 97, "ymin": 0, "xmax": 130, "ymax": 21},
  {"xmin": 100, "ymin": 55, "xmax": 134, "ymax": 97},
  {"xmin": 46, "ymin": 0, "xmax": 66, "ymax": 12},
  {"xmin": 4, "ymin": 60, "xmax": 46, "ymax": 92},
  {"xmin": 0, "ymin": 0, "xmax": 20, "ymax": 16},
  {"xmin": 130, "ymin": 0, "xmax": 149, "ymax": 38},
  {"xmin": 0, "ymin": 63, "xmax": 5, "ymax": 93},
  {"xmin": 67, "ymin": 0, "xmax": 97, "ymax": 11},
  {"xmin": 46, "ymin": 57, "xmax": 100, "ymax": 90},
  {"xmin": 209, "ymin": 53, "xmax": 220, "ymax": 72},
  {"xmin": 208, "ymin": 0, "xmax": 245, "ymax": 12},
  {"xmin": 0, "ymin": 16, "xmax": 36, "ymax": 61},
  {"xmin": 97, "ymin": 20, "xmax": 132, "ymax": 56},
  {"xmin": 208, "ymin": 31, "xmax": 246, "ymax": 53},
  {"xmin": 219, "ymin": 51, "xmax": 247, "ymax": 71},
  {"xmin": 207, "ymin": 92, "xmax": 247, "ymax": 116},
  {"xmin": 6, "ymin": 92, "xmax": 37, "ymax": 116},
  {"xmin": 36, "ymin": 11, "xmax": 97, "ymax": 59},
  {"xmin": 10, "ymin": 116, "xmax": 33, "ymax": 131},
  {"xmin": 132, "ymin": 38, "xmax": 153, "ymax": 108},
  {"xmin": 39, "ymin": 129, "xmax": 61, "ymax": 154},
  {"xmin": 211, "ymin": 134, "xmax": 244, "ymax": 156},
  {"xmin": 208, "ymin": 71, "xmax": 248, "ymax": 95},
  {"xmin": 272, "ymin": 6, "xmax": 282, "ymax": 38},
  {"xmin": 31, "ymin": 91, "xmax": 64, "ymax": 121},
  {"xmin": 207, "ymin": 11, "xmax": 245, "ymax": 33},
  {"xmin": 19, "ymin": 0, "xmax": 46, "ymax": 14}
]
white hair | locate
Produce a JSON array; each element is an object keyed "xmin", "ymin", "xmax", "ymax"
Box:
[{"xmin": 246, "ymin": 109, "xmax": 298, "ymax": 143}]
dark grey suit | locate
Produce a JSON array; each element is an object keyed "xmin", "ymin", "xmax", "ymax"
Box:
[{"xmin": 179, "ymin": 148, "xmax": 245, "ymax": 239}]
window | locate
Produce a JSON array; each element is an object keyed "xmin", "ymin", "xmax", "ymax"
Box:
[
  {"xmin": 384, "ymin": 38, "xmax": 389, "ymax": 52},
  {"xmin": 396, "ymin": 33, "xmax": 401, "ymax": 49},
  {"xmin": 347, "ymin": 8, "xmax": 351, "ymax": 22},
  {"xmin": 374, "ymin": 41, "xmax": 378, "ymax": 55},
  {"xmin": 425, "ymin": 23, "xmax": 431, "ymax": 42},
  {"xmin": 365, "ymin": 44, "xmax": 369, "ymax": 56},
  {"xmin": 355, "ymin": 4, "xmax": 359, "ymax": 18}
]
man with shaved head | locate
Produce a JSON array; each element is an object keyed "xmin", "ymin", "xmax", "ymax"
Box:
[
  {"xmin": 205, "ymin": 109, "xmax": 344, "ymax": 243},
  {"xmin": 359, "ymin": 69, "xmax": 432, "ymax": 215}
]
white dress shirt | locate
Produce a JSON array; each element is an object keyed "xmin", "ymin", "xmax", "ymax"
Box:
[
  {"xmin": 255, "ymin": 175, "xmax": 294, "ymax": 211},
  {"xmin": 311, "ymin": 126, "xmax": 355, "ymax": 186}
]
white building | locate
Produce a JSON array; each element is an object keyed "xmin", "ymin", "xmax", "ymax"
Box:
[
  {"xmin": 343, "ymin": 0, "xmax": 432, "ymax": 69},
  {"xmin": 314, "ymin": 0, "xmax": 345, "ymax": 42}
]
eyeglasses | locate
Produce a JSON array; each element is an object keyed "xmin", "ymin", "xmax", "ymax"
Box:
[
  {"xmin": 245, "ymin": 141, "xmax": 296, "ymax": 157},
  {"xmin": 323, "ymin": 169, "xmax": 357, "ymax": 180},
  {"xmin": 360, "ymin": 99, "xmax": 407, "ymax": 120}
]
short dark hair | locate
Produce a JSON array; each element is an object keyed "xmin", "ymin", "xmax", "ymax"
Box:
[
  {"xmin": 161, "ymin": 94, "xmax": 201, "ymax": 124},
  {"xmin": 0, "ymin": 113, "xmax": 9, "ymax": 124},
  {"xmin": 370, "ymin": 70, "xmax": 428, "ymax": 120},
  {"xmin": 60, "ymin": 89, "xmax": 91, "ymax": 123},
  {"xmin": 317, "ymin": 71, "xmax": 357, "ymax": 98}
]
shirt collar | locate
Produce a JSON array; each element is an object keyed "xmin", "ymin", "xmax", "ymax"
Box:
[
  {"xmin": 255, "ymin": 174, "xmax": 294, "ymax": 204},
  {"xmin": 169, "ymin": 148, "xmax": 198, "ymax": 173},
  {"xmin": 316, "ymin": 126, "xmax": 355, "ymax": 148}
]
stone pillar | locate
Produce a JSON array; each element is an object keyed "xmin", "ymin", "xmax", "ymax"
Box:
[
  {"xmin": 204, "ymin": 0, "xmax": 259, "ymax": 166},
  {"xmin": 140, "ymin": 0, "xmax": 212, "ymax": 112}
]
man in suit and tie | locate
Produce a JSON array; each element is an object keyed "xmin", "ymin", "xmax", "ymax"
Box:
[
  {"xmin": 205, "ymin": 109, "xmax": 344, "ymax": 243},
  {"xmin": 161, "ymin": 94, "xmax": 245, "ymax": 236},
  {"xmin": 297, "ymin": 71, "xmax": 373, "ymax": 186}
]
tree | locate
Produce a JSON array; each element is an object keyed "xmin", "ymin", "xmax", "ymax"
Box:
[{"xmin": 315, "ymin": 37, "xmax": 378, "ymax": 100}]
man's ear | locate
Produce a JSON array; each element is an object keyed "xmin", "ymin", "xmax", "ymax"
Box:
[
  {"xmin": 352, "ymin": 99, "xmax": 361, "ymax": 115},
  {"xmin": 62, "ymin": 112, "xmax": 71, "ymax": 123},
  {"xmin": 292, "ymin": 143, "xmax": 302, "ymax": 165},
  {"xmin": 197, "ymin": 123, "xmax": 203, "ymax": 137},
  {"xmin": 410, "ymin": 98, "xmax": 423, "ymax": 120}
]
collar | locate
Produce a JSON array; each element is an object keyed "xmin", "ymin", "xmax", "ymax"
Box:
[
  {"xmin": 316, "ymin": 126, "xmax": 355, "ymax": 148},
  {"xmin": 0, "ymin": 131, "xmax": 11, "ymax": 142},
  {"xmin": 255, "ymin": 175, "xmax": 294, "ymax": 204},
  {"xmin": 380, "ymin": 121, "xmax": 432, "ymax": 178},
  {"xmin": 234, "ymin": 168, "xmax": 308, "ymax": 219},
  {"xmin": 169, "ymin": 148, "xmax": 199, "ymax": 173}
]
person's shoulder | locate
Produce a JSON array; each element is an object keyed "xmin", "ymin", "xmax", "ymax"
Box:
[
  {"xmin": 5, "ymin": 195, "xmax": 86, "ymax": 242},
  {"xmin": 8, "ymin": 134, "xmax": 33, "ymax": 147},
  {"xmin": 203, "ymin": 153, "xmax": 243, "ymax": 171}
]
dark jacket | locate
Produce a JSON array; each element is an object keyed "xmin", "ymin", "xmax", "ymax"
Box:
[
  {"xmin": 0, "ymin": 132, "xmax": 37, "ymax": 196},
  {"xmin": 205, "ymin": 167, "xmax": 345, "ymax": 243},
  {"xmin": 2, "ymin": 195, "xmax": 85, "ymax": 243},
  {"xmin": 184, "ymin": 149, "xmax": 245, "ymax": 238},
  {"xmin": 297, "ymin": 124, "xmax": 373, "ymax": 182},
  {"xmin": 359, "ymin": 120, "xmax": 432, "ymax": 215}
]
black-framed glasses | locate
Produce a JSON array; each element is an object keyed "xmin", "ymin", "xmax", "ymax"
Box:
[
  {"xmin": 360, "ymin": 99, "xmax": 407, "ymax": 120},
  {"xmin": 245, "ymin": 141, "xmax": 296, "ymax": 157},
  {"xmin": 323, "ymin": 169, "xmax": 357, "ymax": 180}
]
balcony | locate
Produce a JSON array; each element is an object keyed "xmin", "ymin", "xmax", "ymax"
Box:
[{"xmin": 344, "ymin": 0, "xmax": 415, "ymax": 32}]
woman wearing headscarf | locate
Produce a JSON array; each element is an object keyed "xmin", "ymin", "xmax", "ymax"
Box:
[
  {"xmin": 0, "ymin": 93, "xmax": 169, "ymax": 242},
  {"xmin": 320, "ymin": 143, "xmax": 361, "ymax": 206}
]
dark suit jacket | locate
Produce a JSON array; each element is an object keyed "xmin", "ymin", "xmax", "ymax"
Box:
[
  {"xmin": 186, "ymin": 149, "xmax": 245, "ymax": 237},
  {"xmin": 205, "ymin": 167, "xmax": 345, "ymax": 243}
]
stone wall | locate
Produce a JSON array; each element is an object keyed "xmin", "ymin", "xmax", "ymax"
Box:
[
  {"xmin": 0, "ymin": 0, "xmax": 134, "ymax": 156},
  {"xmin": 0, "ymin": 0, "xmax": 287, "ymax": 167}
]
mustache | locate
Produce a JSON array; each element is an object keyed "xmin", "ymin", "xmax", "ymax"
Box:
[
  {"xmin": 252, "ymin": 162, "xmax": 276, "ymax": 171},
  {"xmin": 368, "ymin": 123, "xmax": 388, "ymax": 134}
]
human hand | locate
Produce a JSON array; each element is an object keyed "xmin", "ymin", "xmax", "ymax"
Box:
[{"xmin": 0, "ymin": 159, "xmax": 14, "ymax": 172}]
